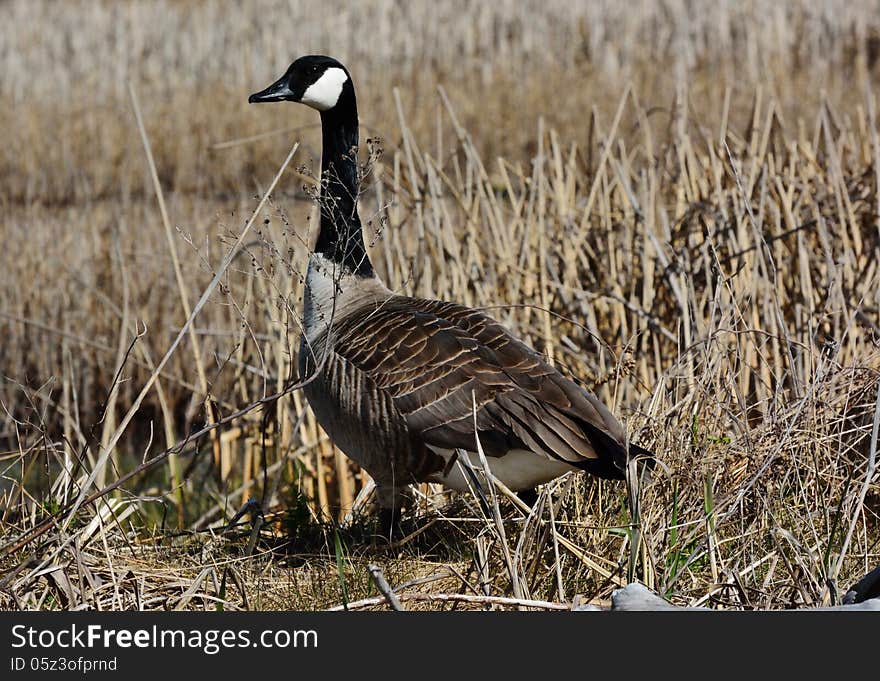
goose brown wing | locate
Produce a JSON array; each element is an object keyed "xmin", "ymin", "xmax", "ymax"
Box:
[
  {"xmin": 328, "ymin": 297, "xmax": 638, "ymax": 478},
  {"xmin": 415, "ymin": 299, "xmax": 637, "ymax": 478}
]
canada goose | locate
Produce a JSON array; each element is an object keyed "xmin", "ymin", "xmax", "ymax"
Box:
[{"xmin": 249, "ymin": 55, "xmax": 654, "ymax": 533}]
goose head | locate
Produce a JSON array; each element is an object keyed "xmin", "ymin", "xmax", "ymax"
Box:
[{"xmin": 248, "ymin": 55, "xmax": 351, "ymax": 112}]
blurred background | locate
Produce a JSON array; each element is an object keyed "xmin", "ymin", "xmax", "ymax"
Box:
[{"xmin": 5, "ymin": 0, "xmax": 880, "ymax": 203}]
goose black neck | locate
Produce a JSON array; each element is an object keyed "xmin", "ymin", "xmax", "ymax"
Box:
[{"xmin": 315, "ymin": 90, "xmax": 373, "ymax": 277}]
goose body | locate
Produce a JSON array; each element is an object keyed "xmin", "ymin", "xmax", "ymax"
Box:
[{"xmin": 250, "ymin": 56, "xmax": 654, "ymax": 519}]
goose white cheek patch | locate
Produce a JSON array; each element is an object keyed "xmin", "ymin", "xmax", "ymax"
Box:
[{"xmin": 301, "ymin": 67, "xmax": 348, "ymax": 111}]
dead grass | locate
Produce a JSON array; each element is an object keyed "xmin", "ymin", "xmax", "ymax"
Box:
[{"xmin": 1, "ymin": 0, "xmax": 879, "ymax": 610}]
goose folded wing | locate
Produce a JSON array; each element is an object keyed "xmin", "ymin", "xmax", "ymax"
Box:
[
  {"xmin": 332, "ymin": 303, "xmax": 629, "ymax": 475},
  {"xmin": 404, "ymin": 299, "xmax": 633, "ymax": 474},
  {"xmin": 334, "ymin": 307, "xmax": 516, "ymax": 454}
]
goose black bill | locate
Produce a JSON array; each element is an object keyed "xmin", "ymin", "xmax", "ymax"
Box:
[{"xmin": 248, "ymin": 77, "xmax": 295, "ymax": 103}]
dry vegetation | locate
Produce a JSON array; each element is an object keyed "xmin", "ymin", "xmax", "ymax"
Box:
[{"xmin": 1, "ymin": 0, "xmax": 879, "ymax": 611}]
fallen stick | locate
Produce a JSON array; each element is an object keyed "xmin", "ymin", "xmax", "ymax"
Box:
[{"xmin": 327, "ymin": 592, "xmax": 571, "ymax": 612}]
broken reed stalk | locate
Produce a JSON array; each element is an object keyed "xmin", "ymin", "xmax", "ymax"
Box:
[
  {"xmin": 367, "ymin": 564, "xmax": 404, "ymax": 611},
  {"xmin": 129, "ymin": 84, "xmax": 194, "ymax": 521},
  {"xmin": 472, "ymin": 391, "xmax": 524, "ymax": 600}
]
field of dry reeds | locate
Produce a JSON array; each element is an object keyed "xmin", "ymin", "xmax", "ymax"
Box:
[{"xmin": 1, "ymin": 0, "xmax": 879, "ymax": 611}]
